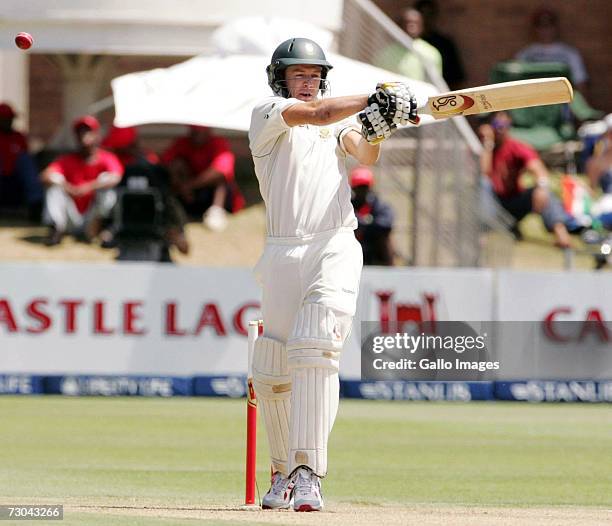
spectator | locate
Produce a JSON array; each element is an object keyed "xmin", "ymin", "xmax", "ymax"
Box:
[
  {"xmin": 515, "ymin": 7, "xmax": 589, "ymax": 96},
  {"xmin": 102, "ymin": 125, "xmax": 189, "ymax": 254},
  {"xmin": 0, "ymin": 102, "xmax": 43, "ymax": 218},
  {"xmin": 586, "ymin": 114, "xmax": 612, "ymax": 195},
  {"xmin": 375, "ymin": 7, "xmax": 443, "ymax": 82},
  {"xmin": 350, "ymin": 166, "xmax": 395, "ymax": 265},
  {"xmin": 415, "ymin": 0, "xmax": 466, "ymax": 89},
  {"xmin": 40, "ymin": 115, "xmax": 123, "ymax": 246},
  {"xmin": 162, "ymin": 125, "xmax": 244, "ymax": 232},
  {"xmin": 478, "ymin": 111, "xmax": 575, "ymax": 248},
  {"xmin": 101, "ymin": 125, "xmax": 159, "ymax": 167}
]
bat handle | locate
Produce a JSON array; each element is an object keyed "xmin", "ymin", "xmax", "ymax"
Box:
[{"xmin": 417, "ymin": 104, "xmax": 431, "ymax": 117}]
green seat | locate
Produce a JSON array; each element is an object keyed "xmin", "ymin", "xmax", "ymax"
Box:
[
  {"xmin": 489, "ymin": 61, "xmax": 575, "ymax": 151},
  {"xmin": 570, "ymin": 90, "xmax": 604, "ymax": 121}
]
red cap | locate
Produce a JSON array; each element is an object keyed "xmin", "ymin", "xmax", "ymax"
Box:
[
  {"xmin": 0, "ymin": 103, "xmax": 17, "ymax": 119},
  {"xmin": 350, "ymin": 166, "xmax": 374, "ymax": 188},
  {"xmin": 72, "ymin": 115, "xmax": 100, "ymax": 133},
  {"xmin": 102, "ymin": 125, "xmax": 137, "ymax": 149}
]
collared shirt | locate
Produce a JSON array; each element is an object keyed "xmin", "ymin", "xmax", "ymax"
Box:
[{"xmin": 249, "ymin": 96, "xmax": 358, "ymax": 239}]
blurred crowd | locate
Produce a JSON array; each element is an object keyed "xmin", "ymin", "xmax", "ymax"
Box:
[
  {"xmin": 1, "ymin": 2, "xmax": 610, "ymax": 267},
  {"xmin": 379, "ymin": 1, "xmax": 611, "ymax": 262},
  {"xmin": 0, "ymin": 106, "xmax": 245, "ymax": 261},
  {"xmin": 0, "ymin": 101, "xmax": 399, "ymax": 265}
]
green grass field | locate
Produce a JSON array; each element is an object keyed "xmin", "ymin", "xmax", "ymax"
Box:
[{"xmin": 1, "ymin": 397, "xmax": 611, "ymax": 525}]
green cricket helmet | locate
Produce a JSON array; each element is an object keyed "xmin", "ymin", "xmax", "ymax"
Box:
[{"xmin": 266, "ymin": 37, "xmax": 333, "ymax": 97}]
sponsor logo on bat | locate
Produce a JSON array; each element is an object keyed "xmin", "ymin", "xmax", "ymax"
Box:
[
  {"xmin": 478, "ymin": 94, "xmax": 492, "ymax": 110},
  {"xmin": 431, "ymin": 94, "xmax": 475, "ymax": 115}
]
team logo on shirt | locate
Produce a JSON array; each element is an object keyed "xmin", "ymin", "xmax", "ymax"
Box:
[{"xmin": 319, "ymin": 127, "xmax": 331, "ymax": 139}]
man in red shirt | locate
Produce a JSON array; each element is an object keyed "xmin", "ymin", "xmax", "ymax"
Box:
[
  {"xmin": 0, "ymin": 102, "xmax": 43, "ymax": 216},
  {"xmin": 478, "ymin": 111, "xmax": 572, "ymax": 248},
  {"xmin": 162, "ymin": 125, "xmax": 244, "ymax": 232},
  {"xmin": 41, "ymin": 115, "xmax": 123, "ymax": 245}
]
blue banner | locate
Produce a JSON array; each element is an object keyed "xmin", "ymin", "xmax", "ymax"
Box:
[
  {"xmin": 0, "ymin": 374, "xmax": 44, "ymax": 394},
  {"xmin": 193, "ymin": 375, "xmax": 247, "ymax": 398},
  {"xmin": 43, "ymin": 375, "xmax": 193, "ymax": 396},
  {"xmin": 340, "ymin": 380, "xmax": 494, "ymax": 401},
  {"xmin": 494, "ymin": 380, "xmax": 612, "ymax": 402}
]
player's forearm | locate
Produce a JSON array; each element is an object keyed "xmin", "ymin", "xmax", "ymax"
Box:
[
  {"xmin": 355, "ymin": 141, "xmax": 380, "ymax": 165},
  {"xmin": 284, "ymin": 95, "xmax": 368, "ymax": 127},
  {"xmin": 343, "ymin": 130, "xmax": 380, "ymax": 165},
  {"xmin": 312, "ymin": 95, "xmax": 369, "ymax": 126}
]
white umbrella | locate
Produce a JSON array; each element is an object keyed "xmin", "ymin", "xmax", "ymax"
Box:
[
  {"xmin": 112, "ymin": 53, "xmax": 438, "ymax": 131},
  {"xmin": 111, "ymin": 16, "xmax": 438, "ymax": 131}
]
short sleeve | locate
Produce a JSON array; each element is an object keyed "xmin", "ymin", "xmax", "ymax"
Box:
[
  {"xmin": 46, "ymin": 155, "xmax": 69, "ymax": 175},
  {"xmin": 512, "ymin": 139, "xmax": 539, "ymax": 165},
  {"xmin": 211, "ymin": 150, "xmax": 235, "ymax": 181},
  {"xmin": 565, "ymin": 46, "xmax": 588, "ymax": 84},
  {"xmin": 101, "ymin": 151, "xmax": 124, "ymax": 176},
  {"xmin": 248, "ymin": 96, "xmax": 300, "ymax": 156}
]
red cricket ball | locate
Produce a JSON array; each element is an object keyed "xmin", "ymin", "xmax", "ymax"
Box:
[{"xmin": 15, "ymin": 32, "xmax": 33, "ymax": 50}]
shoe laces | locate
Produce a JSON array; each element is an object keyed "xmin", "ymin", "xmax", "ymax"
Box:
[
  {"xmin": 269, "ymin": 472, "xmax": 292, "ymax": 497},
  {"xmin": 293, "ymin": 467, "xmax": 319, "ymax": 498}
]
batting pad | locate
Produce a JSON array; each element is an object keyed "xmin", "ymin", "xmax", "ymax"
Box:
[
  {"xmin": 287, "ymin": 303, "xmax": 343, "ymax": 477},
  {"xmin": 288, "ymin": 366, "xmax": 339, "ymax": 477},
  {"xmin": 287, "ymin": 302, "xmax": 344, "ymax": 370},
  {"xmin": 252, "ymin": 336, "xmax": 291, "ymax": 475}
]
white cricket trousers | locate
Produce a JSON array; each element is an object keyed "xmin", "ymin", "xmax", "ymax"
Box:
[
  {"xmin": 43, "ymin": 185, "xmax": 117, "ymax": 233},
  {"xmin": 254, "ymin": 228, "xmax": 363, "ymax": 343},
  {"xmin": 253, "ymin": 228, "xmax": 363, "ymax": 477}
]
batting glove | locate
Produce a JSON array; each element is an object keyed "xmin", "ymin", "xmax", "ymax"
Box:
[
  {"xmin": 358, "ymin": 102, "xmax": 396, "ymax": 145},
  {"xmin": 372, "ymin": 82, "xmax": 420, "ymax": 126}
]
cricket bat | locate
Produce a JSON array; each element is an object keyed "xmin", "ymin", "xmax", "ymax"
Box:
[{"xmin": 420, "ymin": 77, "xmax": 573, "ymax": 119}]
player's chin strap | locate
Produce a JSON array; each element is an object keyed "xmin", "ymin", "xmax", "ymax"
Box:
[
  {"xmin": 359, "ymin": 82, "xmax": 420, "ymax": 144},
  {"xmin": 286, "ymin": 303, "xmax": 345, "ymax": 478}
]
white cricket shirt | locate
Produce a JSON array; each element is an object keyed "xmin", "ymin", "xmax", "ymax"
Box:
[{"xmin": 249, "ymin": 96, "xmax": 358, "ymax": 239}]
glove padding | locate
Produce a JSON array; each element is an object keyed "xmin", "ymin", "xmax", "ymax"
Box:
[
  {"xmin": 358, "ymin": 102, "xmax": 396, "ymax": 145},
  {"xmin": 370, "ymin": 82, "xmax": 419, "ymax": 126}
]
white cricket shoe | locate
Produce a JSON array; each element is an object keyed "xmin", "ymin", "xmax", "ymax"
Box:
[
  {"xmin": 262, "ymin": 471, "xmax": 295, "ymax": 510},
  {"xmin": 292, "ymin": 466, "xmax": 323, "ymax": 512}
]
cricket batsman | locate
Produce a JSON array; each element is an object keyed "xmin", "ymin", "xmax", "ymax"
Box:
[{"xmin": 248, "ymin": 37, "xmax": 418, "ymax": 511}]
